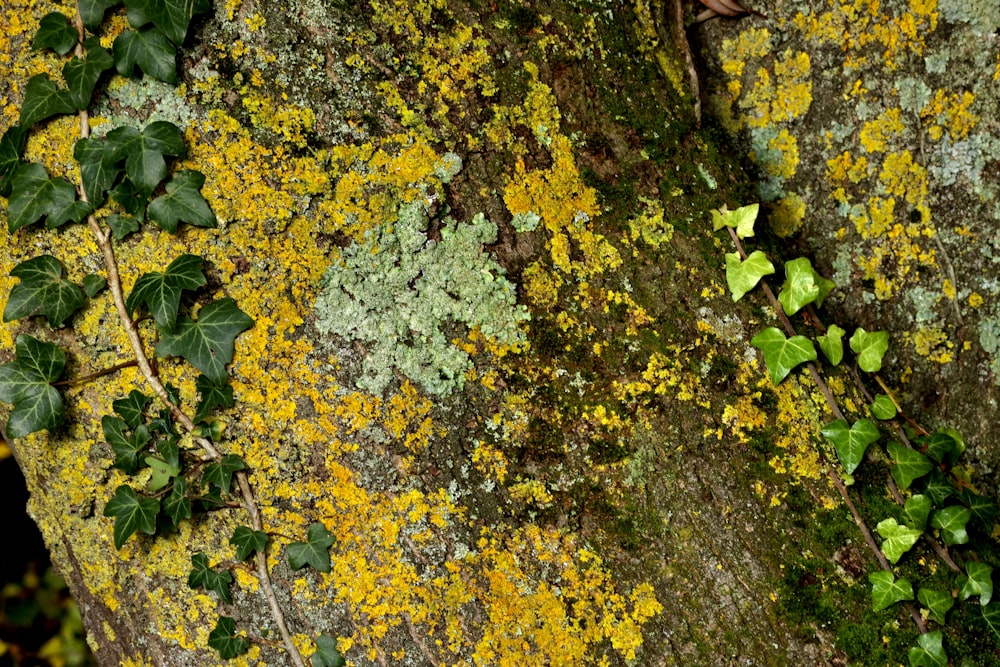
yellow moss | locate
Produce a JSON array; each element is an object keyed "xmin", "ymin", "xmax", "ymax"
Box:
[
  {"xmin": 860, "ymin": 108, "xmax": 905, "ymax": 154},
  {"xmin": 770, "ymin": 193, "xmax": 806, "ymax": 237}
]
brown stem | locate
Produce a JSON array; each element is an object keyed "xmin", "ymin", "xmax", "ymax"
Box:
[
  {"xmin": 71, "ymin": 11, "xmax": 305, "ymax": 667},
  {"xmin": 53, "ymin": 359, "xmax": 137, "ymax": 386}
]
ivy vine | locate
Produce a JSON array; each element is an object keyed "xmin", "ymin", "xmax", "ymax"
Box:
[
  {"xmin": 716, "ymin": 204, "xmax": 1000, "ymax": 666},
  {"xmin": 0, "ymin": 2, "xmax": 344, "ymax": 665}
]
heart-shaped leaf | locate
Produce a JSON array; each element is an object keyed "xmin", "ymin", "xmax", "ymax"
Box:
[
  {"xmin": 921, "ymin": 430, "xmax": 964, "ymax": 466},
  {"xmin": 908, "ymin": 631, "xmax": 947, "ymax": 667},
  {"xmin": 105, "ymin": 121, "xmax": 185, "ymax": 194},
  {"xmin": 207, "ymin": 616, "xmax": 249, "ymax": 660},
  {"xmin": 155, "ymin": 298, "xmax": 253, "ymax": 383},
  {"xmin": 195, "ymin": 374, "xmax": 235, "ymax": 422},
  {"xmin": 102, "ymin": 415, "xmax": 151, "ymax": 473},
  {"xmin": 63, "ymin": 40, "xmax": 115, "ymax": 110},
  {"xmin": 886, "ymin": 441, "xmax": 934, "ymax": 490},
  {"xmin": 869, "ymin": 394, "xmax": 897, "ymax": 420},
  {"xmin": 778, "ymin": 257, "xmax": 835, "ymax": 315},
  {"xmin": 188, "ymin": 552, "xmax": 233, "ymax": 603},
  {"xmin": 113, "ymin": 27, "xmax": 178, "ymax": 82},
  {"xmin": 817, "ymin": 323, "xmax": 845, "ymax": 366},
  {"xmin": 287, "ymin": 522, "xmax": 335, "ymax": 572},
  {"xmin": 147, "ymin": 169, "xmax": 216, "ymax": 232},
  {"xmin": 957, "ymin": 489, "xmax": 998, "ymax": 528},
  {"xmin": 126, "ymin": 254, "xmax": 207, "ymax": 332},
  {"xmin": 145, "ymin": 454, "xmax": 181, "ymax": 492},
  {"xmin": 83, "ymin": 274, "xmax": 107, "ymax": 297},
  {"xmin": 850, "ymin": 327, "xmax": 889, "ymax": 373},
  {"xmin": 103, "ymin": 484, "xmax": 160, "ymax": 549},
  {"xmin": 0, "ymin": 335, "xmax": 66, "ymax": 438},
  {"xmin": 6, "ymin": 163, "xmax": 91, "ymax": 231},
  {"xmin": 920, "ymin": 470, "xmax": 955, "ymax": 506},
  {"xmin": 79, "ymin": 0, "xmax": 122, "ymax": 30},
  {"xmin": 19, "ymin": 74, "xmax": 75, "ymax": 128},
  {"xmin": 313, "ymin": 635, "xmax": 347, "ymax": 667},
  {"xmin": 725, "ymin": 250, "xmax": 774, "ymax": 301},
  {"xmin": 202, "ymin": 454, "xmax": 245, "ymax": 494},
  {"xmin": 108, "ymin": 214, "xmax": 141, "ymax": 240},
  {"xmin": 4, "ymin": 255, "xmax": 86, "ymax": 327},
  {"xmin": 230, "ymin": 526, "xmax": 268, "ymax": 562},
  {"xmin": 32, "ymin": 12, "xmax": 78, "ymax": 55},
  {"xmin": 917, "ymin": 588, "xmax": 954, "ymax": 625},
  {"xmin": 162, "ymin": 477, "xmax": 191, "ymax": 526},
  {"xmin": 711, "ymin": 203, "xmax": 759, "ymax": 238},
  {"xmin": 876, "ymin": 517, "xmax": 923, "ymax": 564},
  {"xmin": 126, "ymin": 0, "xmax": 212, "ymax": 45},
  {"xmin": 821, "ymin": 418, "xmax": 880, "ymax": 474},
  {"xmin": 930, "ymin": 505, "xmax": 972, "ymax": 546},
  {"xmin": 869, "ymin": 570, "xmax": 913, "ymax": 611},
  {"xmin": 959, "ymin": 562, "xmax": 993, "ymax": 606},
  {"xmin": 750, "ymin": 327, "xmax": 816, "ymax": 385},
  {"xmin": 112, "ymin": 390, "xmax": 151, "ymax": 429}
]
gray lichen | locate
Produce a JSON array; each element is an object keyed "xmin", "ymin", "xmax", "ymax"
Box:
[{"xmin": 314, "ymin": 200, "xmax": 529, "ymax": 396}]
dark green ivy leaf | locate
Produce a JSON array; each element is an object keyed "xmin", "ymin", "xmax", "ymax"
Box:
[
  {"xmin": 821, "ymin": 418, "xmax": 880, "ymax": 475},
  {"xmin": 73, "ymin": 129, "xmax": 119, "ymax": 209},
  {"xmin": 230, "ymin": 526, "xmax": 268, "ymax": 561},
  {"xmin": 188, "ymin": 552, "xmax": 233, "ymax": 603},
  {"xmin": 107, "ymin": 213, "xmax": 141, "ymax": 240},
  {"xmin": 207, "ymin": 616, "xmax": 250, "ymax": 660},
  {"xmin": 0, "ymin": 126, "xmax": 26, "ymax": 197},
  {"xmin": 313, "ymin": 635, "xmax": 347, "ymax": 667},
  {"xmin": 202, "ymin": 454, "xmax": 245, "ymax": 494},
  {"xmin": 82, "ymin": 274, "xmax": 107, "ymax": 297},
  {"xmin": 155, "ymin": 298, "xmax": 254, "ymax": 383},
  {"xmin": 958, "ymin": 561, "xmax": 993, "ymax": 605},
  {"xmin": 63, "ymin": 39, "xmax": 115, "ymax": 110},
  {"xmin": 147, "ymin": 170, "xmax": 216, "ymax": 232},
  {"xmin": 109, "ymin": 179, "xmax": 147, "ymax": 217},
  {"xmin": 79, "ymin": 0, "xmax": 122, "ymax": 31},
  {"xmin": 113, "ymin": 389, "xmax": 151, "ymax": 429},
  {"xmin": 886, "ymin": 441, "xmax": 934, "ymax": 490},
  {"xmin": 921, "ymin": 469, "xmax": 955, "ymax": 506},
  {"xmin": 287, "ymin": 522, "xmax": 335, "ymax": 572},
  {"xmin": 195, "ymin": 374, "xmax": 235, "ymax": 422},
  {"xmin": 162, "ymin": 477, "xmax": 191, "ymax": 526},
  {"xmin": 0, "ymin": 335, "xmax": 66, "ymax": 438},
  {"xmin": 113, "ymin": 27, "xmax": 177, "ymax": 82},
  {"xmin": 19, "ymin": 74, "xmax": 76, "ymax": 129},
  {"xmin": 157, "ymin": 437, "xmax": 180, "ymax": 469},
  {"xmin": 126, "ymin": 0, "xmax": 212, "ymax": 45},
  {"xmin": 32, "ymin": 13, "xmax": 78, "ymax": 56},
  {"xmin": 105, "ymin": 121, "xmax": 185, "ymax": 194},
  {"xmin": 126, "ymin": 254, "xmax": 207, "ymax": 332},
  {"xmin": 102, "ymin": 415, "xmax": 151, "ymax": 473},
  {"xmin": 982, "ymin": 602, "xmax": 1000, "ymax": 642},
  {"xmin": 921, "ymin": 430, "xmax": 965, "ymax": 466},
  {"xmin": 957, "ymin": 489, "xmax": 998, "ymax": 528},
  {"xmin": 4, "ymin": 255, "xmax": 86, "ymax": 327},
  {"xmin": 103, "ymin": 484, "xmax": 160, "ymax": 549},
  {"xmin": 930, "ymin": 505, "xmax": 972, "ymax": 546},
  {"xmin": 6, "ymin": 163, "xmax": 91, "ymax": 231}
]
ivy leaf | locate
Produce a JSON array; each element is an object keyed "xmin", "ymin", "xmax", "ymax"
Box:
[
  {"xmin": 230, "ymin": 526, "xmax": 268, "ymax": 562},
  {"xmin": 7, "ymin": 163, "xmax": 91, "ymax": 231},
  {"xmin": 4, "ymin": 255, "xmax": 86, "ymax": 327},
  {"xmin": 145, "ymin": 454, "xmax": 181, "ymax": 492},
  {"xmin": 287, "ymin": 522, "xmax": 335, "ymax": 572},
  {"xmin": 126, "ymin": 254, "xmax": 207, "ymax": 332},
  {"xmin": 921, "ymin": 430, "xmax": 964, "ymax": 466},
  {"xmin": 920, "ymin": 470, "xmax": 955, "ymax": 506},
  {"xmin": 750, "ymin": 327, "xmax": 817, "ymax": 385},
  {"xmin": 982, "ymin": 603, "xmax": 1000, "ymax": 642},
  {"xmin": 162, "ymin": 477, "xmax": 191, "ymax": 526},
  {"xmin": 903, "ymin": 494, "xmax": 932, "ymax": 531},
  {"xmin": 876, "ymin": 517, "xmax": 922, "ymax": 564},
  {"xmin": 187, "ymin": 552, "xmax": 233, "ymax": 603},
  {"xmin": 0, "ymin": 126, "xmax": 26, "ymax": 197},
  {"xmin": 103, "ymin": 484, "xmax": 160, "ymax": 549},
  {"xmin": 32, "ymin": 12, "xmax": 78, "ymax": 55},
  {"xmin": 113, "ymin": 27, "xmax": 178, "ymax": 82},
  {"xmin": 63, "ymin": 40, "xmax": 115, "ymax": 110},
  {"xmin": 109, "ymin": 179, "xmax": 147, "ymax": 217},
  {"xmin": 79, "ymin": 0, "xmax": 122, "ymax": 30},
  {"xmin": 207, "ymin": 616, "xmax": 249, "ymax": 660},
  {"xmin": 724, "ymin": 250, "xmax": 773, "ymax": 302},
  {"xmin": 908, "ymin": 631, "xmax": 947, "ymax": 667},
  {"xmin": 817, "ymin": 323, "xmax": 845, "ymax": 366},
  {"xmin": 957, "ymin": 489, "xmax": 998, "ymax": 528},
  {"xmin": 113, "ymin": 390, "xmax": 151, "ymax": 429},
  {"xmin": 126, "ymin": 0, "xmax": 212, "ymax": 45},
  {"xmin": 313, "ymin": 635, "xmax": 347, "ymax": 667},
  {"xmin": 869, "ymin": 570, "xmax": 913, "ymax": 611},
  {"xmin": 195, "ymin": 374, "xmax": 235, "ymax": 422},
  {"xmin": 202, "ymin": 454, "xmax": 245, "ymax": 494},
  {"xmin": 83, "ymin": 274, "xmax": 107, "ymax": 297},
  {"xmin": 711, "ymin": 203, "xmax": 758, "ymax": 238},
  {"xmin": 886, "ymin": 441, "xmax": 934, "ymax": 490},
  {"xmin": 0, "ymin": 335, "xmax": 66, "ymax": 438},
  {"xmin": 147, "ymin": 170, "xmax": 217, "ymax": 232},
  {"xmin": 102, "ymin": 415, "xmax": 151, "ymax": 473},
  {"xmin": 155, "ymin": 298, "xmax": 254, "ymax": 383},
  {"xmin": 917, "ymin": 588, "xmax": 954, "ymax": 625},
  {"xmin": 821, "ymin": 418, "xmax": 880, "ymax": 475},
  {"xmin": 74, "ymin": 137, "xmax": 121, "ymax": 208},
  {"xmin": 959, "ymin": 562, "xmax": 993, "ymax": 606},
  {"xmin": 930, "ymin": 505, "xmax": 972, "ymax": 546},
  {"xmin": 108, "ymin": 214, "xmax": 141, "ymax": 240},
  {"xmin": 157, "ymin": 438, "xmax": 180, "ymax": 469},
  {"xmin": 19, "ymin": 74, "xmax": 75, "ymax": 128},
  {"xmin": 869, "ymin": 394, "xmax": 897, "ymax": 420},
  {"xmin": 778, "ymin": 257, "xmax": 835, "ymax": 315},
  {"xmin": 849, "ymin": 328, "xmax": 889, "ymax": 373},
  {"xmin": 105, "ymin": 121, "xmax": 185, "ymax": 194}
]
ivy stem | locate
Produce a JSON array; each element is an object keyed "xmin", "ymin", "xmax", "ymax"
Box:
[
  {"xmin": 53, "ymin": 359, "xmax": 137, "ymax": 386},
  {"xmin": 71, "ymin": 10, "xmax": 306, "ymax": 667}
]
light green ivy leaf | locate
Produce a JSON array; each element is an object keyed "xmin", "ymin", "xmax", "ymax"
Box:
[
  {"xmin": 777, "ymin": 257, "xmax": 835, "ymax": 316},
  {"xmin": 903, "ymin": 494, "xmax": 932, "ymax": 531},
  {"xmin": 876, "ymin": 517, "xmax": 923, "ymax": 564},
  {"xmin": 869, "ymin": 570, "xmax": 914, "ymax": 611},
  {"xmin": 908, "ymin": 631, "xmax": 947, "ymax": 667},
  {"xmin": 870, "ymin": 394, "xmax": 897, "ymax": 420},
  {"xmin": 849, "ymin": 327, "xmax": 889, "ymax": 373},
  {"xmin": 820, "ymin": 418, "xmax": 880, "ymax": 475},
  {"xmin": 711, "ymin": 203, "xmax": 759, "ymax": 238},
  {"xmin": 817, "ymin": 323, "xmax": 845, "ymax": 366},
  {"xmin": 917, "ymin": 588, "xmax": 954, "ymax": 625},
  {"xmin": 750, "ymin": 327, "xmax": 816, "ymax": 385},
  {"xmin": 725, "ymin": 250, "xmax": 774, "ymax": 301}
]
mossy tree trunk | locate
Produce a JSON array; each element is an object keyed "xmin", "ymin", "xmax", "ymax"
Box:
[{"xmin": 2, "ymin": 0, "xmax": 995, "ymax": 665}]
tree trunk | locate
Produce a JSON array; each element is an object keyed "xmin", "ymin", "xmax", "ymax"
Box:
[{"xmin": 1, "ymin": 0, "xmax": 997, "ymax": 665}]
